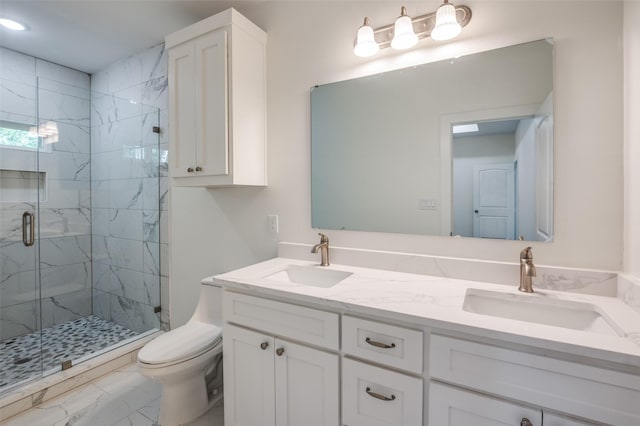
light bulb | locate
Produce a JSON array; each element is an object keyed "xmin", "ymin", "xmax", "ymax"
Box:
[
  {"xmin": 353, "ymin": 17, "xmax": 379, "ymax": 57},
  {"xmin": 391, "ymin": 7, "xmax": 418, "ymax": 50},
  {"xmin": 431, "ymin": 1, "xmax": 462, "ymax": 41},
  {"xmin": 0, "ymin": 18, "xmax": 26, "ymax": 31}
]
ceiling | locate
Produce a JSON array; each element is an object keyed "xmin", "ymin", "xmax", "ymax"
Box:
[{"xmin": 0, "ymin": 1, "xmax": 256, "ymax": 74}]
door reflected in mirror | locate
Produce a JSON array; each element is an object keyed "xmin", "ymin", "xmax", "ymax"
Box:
[
  {"xmin": 452, "ymin": 112, "xmax": 553, "ymax": 242},
  {"xmin": 311, "ymin": 39, "xmax": 554, "ymax": 241}
]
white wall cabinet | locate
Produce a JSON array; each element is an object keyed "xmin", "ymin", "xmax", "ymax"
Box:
[{"xmin": 166, "ymin": 8, "xmax": 267, "ymax": 186}]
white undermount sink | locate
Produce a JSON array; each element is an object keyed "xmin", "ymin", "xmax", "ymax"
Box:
[
  {"xmin": 463, "ymin": 288, "xmax": 624, "ymax": 336},
  {"xmin": 265, "ymin": 265, "xmax": 352, "ymax": 288}
]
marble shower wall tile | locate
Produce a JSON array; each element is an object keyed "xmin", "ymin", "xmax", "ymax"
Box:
[
  {"xmin": 0, "ymin": 48, "xmax": 36, "ymax": 85},
  {"xmin": 41, "ymin": 288, "xmax": 93, "ymax": 329},
  {"xmin": 0, "ymin": 79, "xmax": 36, "ymax": 118},
  {"xmin": 44, "ymin": 180, "xmax": 91, "ymax": 210},
  {"xmin": 0, "ymin": 239, "xmax": 36, "ymax": 274},
  {"xmin": 90, "ymin": 43, "xmax": 167, "ymax": 330},
  {"xmin": 35, "ymin": 59, "xmax": 90, "ymax": 91},
  {"xmin": 37, "ymin": 88, "xmax": 90, "ymax": 127},
  {"xmin": 39, "ymin": 235, "xmax": 91, "ymax": 268},
  {"xmin": 0, "ymin": 301, "xmax": 38, "ymax": 341},
  {"xmin": 110, "ymin": 295, "xmax": 159, "ymax": 333},
  {"xmin": 1, "ymin": 270, "xmax": 38, "ymax": 308},
  {"xmin": 49, "ymin": 122, "xmax": 90, "ymax": 154}
]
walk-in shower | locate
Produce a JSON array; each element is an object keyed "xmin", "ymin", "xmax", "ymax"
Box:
[{"xmin": 0, "ymin": 46, "xmax": 166, "ymax": 393}]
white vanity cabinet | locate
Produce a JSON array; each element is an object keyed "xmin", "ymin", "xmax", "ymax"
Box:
[
  {"xmin": 429, "ymin": 334, "xmax": 640, "ymax": 425},
  {"xmin": 166, "ymin": 8, "xmax": 267, "ymax": 186},
  {"xmin": 223, "ymin": 292, "xmax": 340, "ymax": 426}
]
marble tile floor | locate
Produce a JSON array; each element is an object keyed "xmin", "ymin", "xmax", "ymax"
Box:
[
  {"xmin": 1, "ymin": 316, "xmax": 138, "ymax": 391},
  {"xmin": 1, "ymin": 362, "xmax": 224, "ymax": 426}
]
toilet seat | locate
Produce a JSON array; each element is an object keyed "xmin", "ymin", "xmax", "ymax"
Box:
[{"xmin": 138, "ymin": 321, "xmax": 222, "ymax": 367}]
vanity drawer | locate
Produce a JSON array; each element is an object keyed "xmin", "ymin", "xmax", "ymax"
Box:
[
  {"xmin": 430, "ymin": 334, "xmax": 640, "ymax": 425},
  {"xmin": 342, "ymin": 316, "xmax": 423, "ymax": 374},
  {"xmin": 223, "ymin": 291, "xmax": 339, "ymax": 350},
  {"xmin": 342, "ymin": 358, "xmax": 422, "ymax": 426}
]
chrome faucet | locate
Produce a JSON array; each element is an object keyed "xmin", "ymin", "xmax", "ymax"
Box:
[
  {"xmin": 311, "ymin": 233, "xmax": 330, "ymax": 266},
  {"xmin": 518, "ymin": 246, "xmax": 537, "ymax": 293}
]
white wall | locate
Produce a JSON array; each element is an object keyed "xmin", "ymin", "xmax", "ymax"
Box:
[
  {"xmin": 170, "ymin": 1, "xmax": 624, "ymax": 325},
  {"xmin": 624, "ymin": 1, "xmax": 640, "ymax": 278}
]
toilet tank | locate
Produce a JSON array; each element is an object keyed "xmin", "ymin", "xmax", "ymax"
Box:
[{"xmin": 189, "ymin": 276, "xmax": 222, "ymax": 326}]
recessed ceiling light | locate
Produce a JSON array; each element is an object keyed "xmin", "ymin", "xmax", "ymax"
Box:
[
  {"xmin": 0, "ymin": 18, "xmax": 26, "ymax": 31},
  {"xmin": 452, "ymin": 123, "xmax": 479, "ymax": 134}
]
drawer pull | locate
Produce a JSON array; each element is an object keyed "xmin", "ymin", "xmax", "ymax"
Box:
[
  {"xmin": 260, "ymin": 341, "xmax": 269, "ymax": 350},
  {"xmin": 365, "ymin": 337, "xmax": 396, "ymax": 349},
  {"xmin": 365, "ymin": 386, "xmax": 396, "ymax": 401},
  {"xmin": 276, "ymin": 347, "xmax": 285, "ymax": 356},
  {"xmin": 520, "ymin": 419, "xmax": 533, "ymax": 426}
]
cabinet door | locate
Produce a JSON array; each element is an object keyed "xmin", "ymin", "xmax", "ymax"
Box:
[
  {"xmin": 429, "ymin": 382, "xmax": 542, "ymax": 426},
  {"xmin": 543, "ymin": 413, "xmax": 598, "ymax": 426},
  {"xmin": 224, "ymin": 324, "xmax": 275, "ymax": 426},
  {"xmin": 194, "ymin": 29, "xmax": 229, "ymax": 177},
  {"xmin": 168, "ymin": 41, "xmax": 197, "ymax": 177},
  {"xmin": 274, "ymin": 339, "xmax": 339, "ymax": 426}
]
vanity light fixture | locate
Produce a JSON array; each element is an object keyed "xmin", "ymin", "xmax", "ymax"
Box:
[
  {"xmin": 353, "ymin": 2, "xmax": 471, "ymax": 57},
  {"xmin": 0, "ymin": 18, "xmax": 26, "ymax": 31}
]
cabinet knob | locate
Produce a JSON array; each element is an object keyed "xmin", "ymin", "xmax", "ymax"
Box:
[
  {"xmin": 260, "ymin": 341, "xmax": 269, "ymax": 350},
  {"xmin": 276, "ymin": 347, "xmax": 285, "ymax": 356},
  {"xmin": 365, "ymin": 337, "xmax": 396, "ymax": 349},
  {"xmin": 195, "ymin": 166, "xmax": 202, "ymax": 172},
  {"xmin": 520, "ymin": 418, "xmax": 533, "ymax": 426},
  {"xmin": 187, "ymin": 167, "xmax": 194, "ymax": 173},
  {"xmin": 365, "ymin": 386, "xmax": 396, "ymax": 401}
]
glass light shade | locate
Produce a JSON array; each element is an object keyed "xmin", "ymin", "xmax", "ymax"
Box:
[
  {"xmin": 391, "ymin": 14, "xmax": 418, "ymax": 50},
  {"xmin": 354, "ymin": 24, "xmax": 379, "ymax": 57},
  {"xmin": 431, "ymin": 2, "xmax": 462, "ymax": 41}
]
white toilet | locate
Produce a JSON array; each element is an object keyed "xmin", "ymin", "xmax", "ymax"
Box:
[{"xmin": 137, "ymin": 278, "xmax": 223, "ymax": 426}]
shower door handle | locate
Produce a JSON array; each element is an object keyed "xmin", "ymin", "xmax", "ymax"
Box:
[{"xmin": 22, "ymin": 211, "xmax": 35, "ymax": 247}]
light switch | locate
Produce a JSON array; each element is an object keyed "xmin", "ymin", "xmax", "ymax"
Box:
[{"xmin": 419, "ymin": 199, "xmax": 438, "ymax": 210}]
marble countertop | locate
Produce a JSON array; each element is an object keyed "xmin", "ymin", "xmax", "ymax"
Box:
[{"xmin": 213, "ymin": 257, "xmax": 640, "ymax": 368}]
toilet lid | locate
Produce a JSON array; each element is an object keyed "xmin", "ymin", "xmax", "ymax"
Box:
[{"xmin": 138, "ymin": 321, "xmax": 222, "ymax": 365}]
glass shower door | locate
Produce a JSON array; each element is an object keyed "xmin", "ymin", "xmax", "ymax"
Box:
[{"xmin": 0, "ymin": 69, "xmax": 44, "ymax": 392}]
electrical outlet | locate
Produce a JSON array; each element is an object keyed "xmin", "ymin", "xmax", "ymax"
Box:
[{"xmin": 268, "ymin": 215, "xmax": 279, "ymax": 234}]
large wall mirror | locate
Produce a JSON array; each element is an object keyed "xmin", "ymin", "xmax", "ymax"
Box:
[{"xmin": 311, "ymin": 39, "xmax": 554, "ymax": 241}]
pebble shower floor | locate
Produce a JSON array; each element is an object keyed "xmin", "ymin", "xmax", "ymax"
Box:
[{"xmin": 0, "ymin": 315, "xmax": 138, "ymax": 391}]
